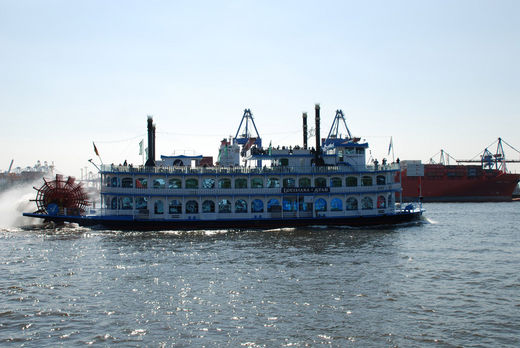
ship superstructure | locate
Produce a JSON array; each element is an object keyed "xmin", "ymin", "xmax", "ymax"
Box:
[{"xmin": 24, "ymin": 105, "xmax": 422, "ymax": 230}]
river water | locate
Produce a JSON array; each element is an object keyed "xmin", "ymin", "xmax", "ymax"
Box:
[{"xmin": 1, "ymin": 202, "xmax": 519, "ymax": 347}]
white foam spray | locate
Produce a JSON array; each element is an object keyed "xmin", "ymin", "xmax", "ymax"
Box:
[{"xmin": 0, "ymin": 181, "xmax": 40, "ymax": 229}]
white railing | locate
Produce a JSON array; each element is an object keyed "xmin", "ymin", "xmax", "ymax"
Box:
[{"xmin": 100, "ymin": 163, "xmax": 400, "ymax": 175}]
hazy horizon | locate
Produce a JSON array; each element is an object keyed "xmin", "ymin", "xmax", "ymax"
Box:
[{"xmin": 1, "ymin": 0, "xmax": 519, "ymax": 177}]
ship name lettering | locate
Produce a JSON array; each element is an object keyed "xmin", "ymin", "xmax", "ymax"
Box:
[{"xmin": 281, "ymin": 187, "xmax": 330, "ymax": 193}]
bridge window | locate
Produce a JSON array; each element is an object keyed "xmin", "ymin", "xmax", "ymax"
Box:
[
  {"xmin": 185, "ymin": 178, "xmax": 198, "ymax": 189},
  {"xmin": 153, "ymin": 178, "xmax": 165, "ymax": 189},
  {"xmin": 154, "ymin": 200, "xmax": 164, "ymax": 214},
  {"xmin": 298, "ymin": 177, "xmax": 311, "ymax": 187},
  {"xmin": 136, "ymin": 197, "xmax": 148, "ymax": 210},
  {"xmin": 251, "ymin": 177, "xmax": 264, "ymax": 188},
  {"xmin": 111, "ymin": 177, "xmax": 119, "ymax": 187},
  {"xmin": 376, "ymin": 175, "xmax": 386, "ymax": 185},
  {"xmin": 122, "ymin": 177, "xmax": 133, "ymax": 188},
  {"xmin": 168, "ymin": 178, "xmax": 181, "ymax": 189},
  {"xmin": 315, "ymin": 198, "xmax": 327, "ymax": 211},
  {"xmin": 283, "ymin": 178, "xmax": 296, "ymax": 188},
  {"xmin": 111, "ymin": 197, "xmax": 118, "ymax": 210},
  {"xmin": 218, "ymin": 199, "xmax": 232, "ymax": 213},
  {"xmin": 267, "ymin": 177, "xmax": 280, "ymax": 188},
  {"xmin": 169, "ymin": 199, "xmax": 182, "ymax": 214},
  {"xmin": 377, "ymin": 195, "xmax": 386, "ymax": 209},
  {"xmin": 267, "ymin": 199, "xmax": 281, "ymax": 212},
  {"xmin": 346, "ymin": 176, "xmax": 357, "ymax": 187},
  {"xmin": 298, "ymin": 197, "xmax": 312, "ymax": 212},
  {"xmin": 202, "ymin": 200, "xmax": 215, "ymax": 213},
  {"xmin": 361, "ymin": 197, "xmax": 373, "ymax": 210},
  {"xmin": 315, "ymin": 177, "xmax": 326, "ymax": 187},
  {"xmin": 235, "ymin": 199, "xmax": 247, "ymax": 213},
  {"xmin": 120, "ymin": 197, "xmax": 133, "ymax": 210},
  {"xmin": 186, "ymin": 200, "xmax": 198, "ymax": 214},
  {"xmin": 136, "ymin": 178, "xmax": 148, "ymax": 188},
  {"xmin": 218, "ymin": 178, "xmax": 231, "ymax": 189},
  {"xmin": 202, "ymin": 178, "xmax": 215, "ymax": 189},
  {"xmin": 235, "ymin": 178, "xmax": 248, "ymax": 188},
  {"xmin": 346, "ymin": 197, "xmax": 358, "ymax": 210},
  {"xmin": 330, "ymin": 177, "xmax": 342, "ymax": 187},
  {"xmin": 361, "ymin": 176, "xmax": 372, "ymax": 186},
  {"xmin": 283, "ymin": 198, "xmax": 297, "ymax": 212},
  {"xmin": 331, "ymin": 198, "xmax": 343, "ymax": 211},
  {"xmin": 251, "ymin": 199, "xmax": 264, "ymax": 213}
]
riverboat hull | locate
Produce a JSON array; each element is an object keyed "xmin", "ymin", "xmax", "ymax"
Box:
[{"xmin": 23, "ymin": 210, "xmax": 423, "ymax": 231}]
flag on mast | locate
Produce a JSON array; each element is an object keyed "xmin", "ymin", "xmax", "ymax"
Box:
[
  {"xmin": 93, "ymin": 142, "xmax": 100, "ymax": 156},
  {"xmin": 92, "ymin": 141, "xmax": 103, "ymax": 164},
  {"xmin": 388, "ymin": 136, "xmax": 393, "ymax": 155},
  {"xmin": 139, "ymin": 140, "xmax": 144, "ymax": 155}
]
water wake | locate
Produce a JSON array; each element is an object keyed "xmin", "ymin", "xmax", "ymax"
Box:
[{"xmin": 0, "ymin": 182, "xmax": 40, "ymax": 229}]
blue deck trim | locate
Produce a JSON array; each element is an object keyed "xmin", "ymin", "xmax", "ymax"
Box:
[
  {"xmin": 24, "ymin": 211, "xmax": 412, "ymax": 223},
  {"xmin": 23, "ymin": 208, "xmax": 424, "ymax": 231}
]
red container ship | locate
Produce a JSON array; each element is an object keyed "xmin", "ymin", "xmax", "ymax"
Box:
[
  {"xmin": 400, "ymin": 163, "xmax": 520, "ymax": 202},
  {"xmin": 399, "ymin": 139, "xmax": 520, "ymax": 202}
]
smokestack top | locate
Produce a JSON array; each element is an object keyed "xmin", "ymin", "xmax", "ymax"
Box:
[
  {"xmin": 314, "ymin": 103, "xmax": 322, "ymax": 165},
  {"xmin": 145, "ymin": 116, "xmax": 156, "ymax": 167},
  {"xmin": 302, "ymin": 112, "xmax": 308, "ymax": 150}
]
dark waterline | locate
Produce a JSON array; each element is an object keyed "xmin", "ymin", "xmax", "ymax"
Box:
[{"xmin": 1, "ymin": 203, "xmax": 519, "ymax": 347}]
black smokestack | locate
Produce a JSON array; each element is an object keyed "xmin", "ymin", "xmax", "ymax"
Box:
[
  {"xmin": 302, "ymin": 112, "xmax": 308, "ymax": 150},
  {"xmin": 315, "ymin": 104, "xmax": 321, "ymax": 165},
  {"xmin": 152, "ymin": 123, "xmax": 156, "ymax": 165},
  {"xmin": 145, "ymin": 116, "xmax": 155, "ymax": 167}
]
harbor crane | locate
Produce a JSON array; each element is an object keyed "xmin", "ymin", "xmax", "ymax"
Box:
[{"xmin": 456, "ymin": 138, "xmax": 520, "ymax": 173}]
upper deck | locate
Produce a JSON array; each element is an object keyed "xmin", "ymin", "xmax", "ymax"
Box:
[{"xmin": 100, "ymin": 163, "xmax": 400, "ymax": 176}]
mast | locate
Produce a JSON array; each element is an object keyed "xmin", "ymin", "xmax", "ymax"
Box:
[
  {"xmin": 325, "ymin": 110, "xmax": 352, "ymax": 141},
  {"xmin": 234, "ymin": 109, "xmax": 262, "ymax": 148}
]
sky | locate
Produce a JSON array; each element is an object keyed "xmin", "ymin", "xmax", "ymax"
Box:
[{"xmin": 1, "ymin": 0, "xmax": 519, "ymax": 177}]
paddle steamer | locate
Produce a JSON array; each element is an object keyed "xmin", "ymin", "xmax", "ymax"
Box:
[{"xmin": 24, "ymin": 105, "xmax": 423, "ymax": 230}]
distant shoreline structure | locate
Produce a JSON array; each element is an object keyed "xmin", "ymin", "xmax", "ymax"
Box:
[{"xmin": 1, "ymin": 161, "xmax": 54, "ymax": 192}]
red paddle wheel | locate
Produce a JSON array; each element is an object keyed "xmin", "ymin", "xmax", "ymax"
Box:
[{"xmin": 32, "ymin": 174, "xmax": 90, "ymax": 215}]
